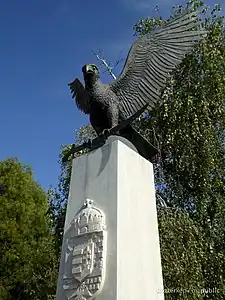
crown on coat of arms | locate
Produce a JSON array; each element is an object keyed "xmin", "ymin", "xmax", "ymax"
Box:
[{"xmin": 72, "ymin": 199, "xmax": 106, "ymax": 237}]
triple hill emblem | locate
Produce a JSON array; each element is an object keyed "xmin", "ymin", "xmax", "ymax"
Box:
[{"xmin": 63, "ymin": 199, "xmax": 107, "ymax": 300}]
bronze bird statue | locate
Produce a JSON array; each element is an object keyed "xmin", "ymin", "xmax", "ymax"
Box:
[{"xmin": 68, "ymin": 9, "xmax": 207, "ymax": 160}]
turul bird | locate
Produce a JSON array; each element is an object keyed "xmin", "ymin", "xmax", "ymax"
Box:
[{"xmin": 68, "ymin": 9, "xmax": 207, "ymax": 160}]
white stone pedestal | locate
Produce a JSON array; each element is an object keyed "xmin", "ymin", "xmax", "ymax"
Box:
[{"xmin": 56, "ymin": 137, "xmax": 164, "ymax": 300}]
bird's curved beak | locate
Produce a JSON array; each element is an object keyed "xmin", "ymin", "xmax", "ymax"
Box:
[{"xmin": 85, "ymin": 65, "xmax": 94, "ymax": 74}]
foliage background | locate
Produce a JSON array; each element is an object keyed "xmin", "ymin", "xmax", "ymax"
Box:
[{"xmin": 0, "ymin": 158, "xmax": 58, "ymax": 300}]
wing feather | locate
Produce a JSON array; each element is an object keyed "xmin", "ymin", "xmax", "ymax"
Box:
[
  {"xmin": 110, "ymin": 8, "xmax": 207, "ymax": 118},
  {"xmin": 68, "ymin": 78, "xmax": 90, "ymax": 114}
]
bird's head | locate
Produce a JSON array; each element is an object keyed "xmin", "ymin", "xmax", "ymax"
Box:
[{"xmin": 82, "ymin": 64, "xmax": 100, "ymax": 85}]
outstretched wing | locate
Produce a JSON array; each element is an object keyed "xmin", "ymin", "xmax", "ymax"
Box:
[
  {"xmin": 68, "ymin": 78, "xmax": 90, "ymax": 114},
  {"xmin": 110, "ymin": 9, "xmax": 207, "ymax": 119}
]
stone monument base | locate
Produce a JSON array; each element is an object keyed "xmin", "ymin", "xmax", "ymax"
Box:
[{"xmin": 56, "ymin": 137, "xmax": 164, "ymax": 300}]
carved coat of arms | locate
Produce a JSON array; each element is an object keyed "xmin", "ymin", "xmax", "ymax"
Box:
[{"xmin": 63, "ymin": 199, "xmax": 107, "ymax": 300}]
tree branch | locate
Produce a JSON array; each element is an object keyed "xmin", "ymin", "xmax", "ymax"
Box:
[{"xmin": 92, "ymin": 49, "xmax": 124, "ymax": 80}]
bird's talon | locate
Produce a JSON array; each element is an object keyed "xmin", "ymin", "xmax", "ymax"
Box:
[
  {"xmin": 86, "ymin": 139, "xmax": 92, "ymax": 148},
  {"xmin": 102, "ymin": 129, "xmax": 111, "ymax": 138}
]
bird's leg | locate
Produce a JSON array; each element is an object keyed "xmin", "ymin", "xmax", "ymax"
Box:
[
  {"xmin": 99, "ymin": 104, "xmax": 119, "ymax": 139},
  {"xmin": 85, "ymin": 139, "xmax": 92, "ymax": 149},
  {"xmin": 104, "ymin": 105, "xmax": 119, "ymax": 136}
]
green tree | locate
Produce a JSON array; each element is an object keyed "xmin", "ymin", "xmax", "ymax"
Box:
[
  {"xmin": 0, "ymin": 158, "xmax": 57, "ymax": 300},
  {"xmin": 51, "ymin": 1, "xmax": 225, "ymax": 299}
]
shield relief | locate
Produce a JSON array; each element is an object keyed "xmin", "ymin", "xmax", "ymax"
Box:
[{"xmin": 63, "ymin": 199, "xmax": 107, "ymax": 300}]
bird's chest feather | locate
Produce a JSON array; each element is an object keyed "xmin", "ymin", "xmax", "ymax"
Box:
[
  {"xmin": 87, "ymin": 85, "xmax": 118, "ymax": 129},
  {"xmin": 89, "ymin": 99, "xmax": 111, "ymax": 129},
  {"xmin": 87, "ymin": 84, "xmax": 109, "ymax": 104}
]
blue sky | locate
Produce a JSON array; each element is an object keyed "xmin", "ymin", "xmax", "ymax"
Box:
[{"xmin": 0, "ymin": 0, "xmax": 222, "ymax": 191}]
